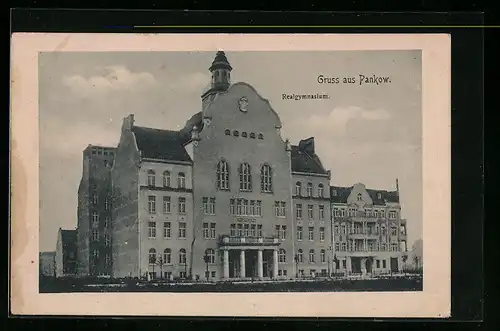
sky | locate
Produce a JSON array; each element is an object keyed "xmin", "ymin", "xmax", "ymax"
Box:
[{"xmin": 39, "ymin": 50, "xmax": 422, "ymax": 252}]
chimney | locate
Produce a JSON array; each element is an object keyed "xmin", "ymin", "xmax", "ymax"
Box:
[
  {"xmin": 299, "ymin": 137, "xmax": 315, "ymax": 155},
  {"xmin": 396, "ymin": 178, "xmax": 400, "ymax": 196},
  {"xmin": 122, "ymin": 114, "xmax": 135, "ymax": 131}
]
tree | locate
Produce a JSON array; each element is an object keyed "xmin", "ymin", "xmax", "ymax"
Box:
[{"xmin": 411, "ymin": 239, "xmax": 423, "ymax": 269}]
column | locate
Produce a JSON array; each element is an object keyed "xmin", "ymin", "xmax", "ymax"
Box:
[
  {"xmin": 346, "ymin": 256, "xmax": 352, "ymax": 273},
  {"xmin": 223, "ymin": 250, "xmax": 230, "ymax": 279},
  {"xmin": 240, "ymin": 250, "xmax": 246, "ymax": 278},
  {"xmin": 257, "ymin": 249, "xmax": 263, "ymax": 279},
  {"xmin": 273, "ymin": 249, "xmax": 279, "ymax": 278}
]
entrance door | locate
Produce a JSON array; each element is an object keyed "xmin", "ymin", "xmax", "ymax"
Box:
[
  {"xmin": 351, "ymin": 257, "xmax": 361, "ymax": 274},
  {"xmin": 365, "ymin": 258, "xmax": 373, "ymax": 274},
  {"xmin": 390, "ymin": 257, "xmax": 399, "ymax": 272}
]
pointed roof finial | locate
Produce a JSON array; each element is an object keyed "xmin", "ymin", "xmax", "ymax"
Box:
[{"xmin": 209, "ymin": 50, "xmax": 232, "ymax": 71}]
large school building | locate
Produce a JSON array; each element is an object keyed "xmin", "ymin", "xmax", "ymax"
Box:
[{"xmin": 71, "ymin": 51, "xmax": 408, "ymax": 281}]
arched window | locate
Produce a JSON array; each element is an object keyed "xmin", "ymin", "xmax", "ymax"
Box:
[
  {"xmin": 163, "ymin": 171, "xmax": 171, "ymax": 187},
  {"xmin": 297, "ymin": 249, "xmax": 303, "ymax": 263},
  {"xmin": 179, "ymin": 249, "xmax": 187, "ymax": 264},
  {"xmin": 357, "ymin": 193, "xmax": 362, "ymax": 201},
  {"xmin": 318, "ymin": 184, "xmax": 324, "ymax": 198},
  {"xmin": 295, "ymin": 182, "xmax": 302, "ymax": 196},
  {"xmin": 147, "ymin": 170, "xmax": 156, "ymax": 186},
  {"xmin": 278, "ymin": 249, "xmax": 286, "ymax": 263},
  {"xmin": 309, "ymin": 249, "xmax": 315, "ymax": 263},
  {"xmin": 239, "ymin": 163, "xmax": 252, "ymax": 191},
  {"xmin": 320, "ymin": 249, "xmax": 326, "ymax": 263},
  {"xmin": 163, "ymin": 248, "xmax": 171, "ymax": 264},
  {"xmin": 258, "ymin": 133, "xmax": 264, "ymax": 140},
  {"xmin": 177, "ymin": 172, "xmax": 186, "ymax": 189},
  {"xmin": 216, "ymin": 160, "xmax": 230, "ymax": 190},
  {"xmin": 260, "ymin": 164, "xmax": 273, "ymax": 193},
  {"xmin": 306, "ymin": 183, "xmax": 313, "ymax": 197},
  {"xmin": 205, "ymin": 248, "xmax": 215, "ymax": 264},
  {"xmin": 148, "ymin": 248, "xmax": 156, "ymax": 265}
]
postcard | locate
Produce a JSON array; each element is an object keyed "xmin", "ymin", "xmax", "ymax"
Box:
[{"xmin": 10, "ymin": 33, "xmax": 451, "ymax": 317}]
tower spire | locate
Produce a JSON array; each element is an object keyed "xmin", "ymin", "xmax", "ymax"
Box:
[
  {"xmin": 208, "ymin": 51, "xmax": 232, "ymax": 92},
  {"xmin": 396, "ymin": 178, "xmax": 399, "ymax": 196}
]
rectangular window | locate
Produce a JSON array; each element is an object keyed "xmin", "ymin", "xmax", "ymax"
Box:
[
  {"xmin": 382, "ymin": 260, "xmax": 387, "ymax": 268},
  {"xmin": 178, "ymin": 197, "xmax": 186, "ymax": 214},
  {"xmin": 163, "ymin": 222, "xmax": 171, "ymax": 239},
  {"xmin": 92, "ymin": 193, "xmax": 98, "ymax": 205},
  {"xmin": 319, "ymin": 227, "xmax": 325, "ymax": 241},
  {"xmin": 390, "ymin": 227, "xmax": 397, "ymax": 236},
  {"xmin": 163, "ymin": 196, "xmax": 171, "ymax": 213},
  {"xmin": 275, "ymin": 225, "xmax": 280, "ymax": 238},
  {"xmin": 210, "ymin": 223, "xmax": 216, "ymax": 239},
  {"xmin": 209, "ymin": 198, "xmax": 216, "ymax": 215},
  {"xmin": 243, "ymin": 199, "xmax": 249, "ymax": 215},
  {"xmin": 230, "ymin": 199, "xmax": 235, "ymax": 215},
  {"xmin": 202, "ymin": 197, "xmax": 209, "ymax": 214},
  {"xmin": 281, "ymin": 225, "xmax": 287, "ymax": 239},
  {"xmin": 236, "ymin": 199, "xmax": 242, "ymax": 215},
  {"xmin": 376, "ymin": 260, "xmax": 380, "ymax": 268},
  {"xmin": 178, "ymin": 222, "xmax": 186, "ymax": 239},
  {"xmin": 244, "ymin": 224, "xmax": 250, "ymax": 237},
  {"xmin": 92, "ymin": 229, "xmax": 99, "ymax": 241},
  {"xmin": 274, "ymin": 201, "xmax": 286, "ymax": 217},
  {"xmin": 296, "ymin": 204, "xmax": 303, "ymax": 219},
  {"xmin": 211, "ymin": 271, "xmax": 216, "ymax": 278},
  {"xmin": 104, "ymin": 198, "xmax": 110, "ymax": 210},
  {"xmin": 180, "ymin": 271, "xmax": 186, "ymax": 279},
  {"xmin": 148, "ymin": 196, "xmax": 156, "ymax": 214},
  {"xmin": 341, "ymin": 209, "xmax": 346, "ymax": 217},
  {"xmin": 389, "ymin": 211, "xmax": 397, "ymax": 219},
  {"xmin": 104, "ymin": 233, "xmax": 111, "ymax": 247},
  {"xmin": 381, "ymin": 210, "xmax": 386, "ymax": 218},
  {"xmin": 297, "ymin": 226, "xmax": 303, "ymax": 240},
  {"xmin": 334, "ymin": 208, "xmax": 340, "ymax": 217},
  {"xmin": 308, "ymin": 227, "xmax": 314, "ymax": 241},
  {"xmin": 237, "ymin": 224, "xmax": 243, "ymax": 237},
  {"xmin": 148, "ymin": 221, "xmax": 156, "ymax": 239},
  {"xmin": 249, "ymin": 200, "xmax": 255, "ymax": 216},
  {"xmin": 391, "ymin": 243, "xmax": 398, "ymax": 251},
  {"xmin": 178, "ymin": 174, "xmax": 186, "ymax": 189},
  {"xmin": 319, "ymin": 205, "xmax": 325, "ymax": 219},
  {"xmin": 203, "ymin": 223, "xmax": 209, "ymax": 239},
  {"xmin": 230, "ymin": 224, "xmax": 236, "ymax": 236},
  {"xmin": 341, "ymin": 242, "xmax": 347, "ymax": 251},
  {"xmin": 250, "ymin": 224, "xmax": 256, "ymax": 237},
  {"xmin": 308, "ymin": 204, "xmax": 314, "ymax": 219},
  {"xmin": 257, "ymin": 224, "xmax": 263, "ymax": 237},
  {"xmin": 335, "ymin": 243, "xmax": 340, "ymax": 251},
  {"xmin": 256, "ymin": 201, "xmax": 262, "ymax": 216},
  {"xmin": 104, "ymin": 217, "xmax": 110, "ymax": 228}
]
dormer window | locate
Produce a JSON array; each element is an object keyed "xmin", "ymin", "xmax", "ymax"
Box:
[
  {"xmin": 250, "ymin": 133, "xmax": 256, "ymax": 139},
  {"xmin": 224, "ymin": 129, "xmax": 231, "ymax": 136},
  {"xmin": 377, "ymin": 193, "xmax": 382, "ymax": 199},
  {"xmin": 357, "ymin": 193, "xmax": 362, "ymax": 201},
  {"xmin": 332, "ymin": 189, "xmax": 337, "ymax": 197},
  {"xmin": 233, "ymin": 130, "xmax": 239, "ymax": 137},
  {"xmin": 242, "ymin": 132, "xmax": 247, "ymax": 138},
  {"xmin": 258, "ymin": 133, "xmax": 264, "ymax": 140}
]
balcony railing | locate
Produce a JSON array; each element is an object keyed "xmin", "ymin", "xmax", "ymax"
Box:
[{"xmin": 218, "ymin": 235, "xmax": 280, "ymax": 246}]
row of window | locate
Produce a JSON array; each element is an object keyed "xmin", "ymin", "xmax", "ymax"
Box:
[
  {"xmin": 334, "ymin": 224, "xmax": 405, "ymax": 236},
  {"xmin": 148, "ymin": 196, "xmax": 186, "ymax": 214},
  {"xmin": 224, "ymin": 129, "xmax": 264, "ymax": 140},
  {"xmin": 216, "ymin": 161, "xmax": 273, "ymax": 192},
  {"xmin": 227, "ymin": 224, "xmax": 327, "ymax": 242},
  {"xmin": 90, "ymin": 229, "xmax": 112, "ymax": 246},
  {"xmin": 334, "ymin": 242, "xmax": 400, "ymax": 252},
  {"xmin": 294, "ymin": 182, "xmax": 326, "ymax": 198},
  {"xmin": 295, "ymin": 204, "xmax": 326, "ymax": 220},
  {"xmin": 333, "ymin": 207, "xmax": 398, "ymax": 219},
  {"xmin": 91, "ymin": 213, "xmax": 111, "ymax": 228},
  {"xmin": 229, "ymin": 199, "xmax": 263, "ymax": 216},
  {"xmin": 149, "ymin": 248, "xmax": 188, "ymax": 265},
  {"xmin": 147, "ymin": 170, "xmax": 186, "ymax": 189},
  {"xmin": 281, "ymin": 248, "xmax": 329, "ymax": 264},
  {"xmin": 148, "ymin": 221, "xmax": 187, "ymax": 239},
  {"xmin": 91, "ymin": 194, "xmax": 111, "ymax": 209},
  {"xmin": 91, "ymin": 148, "xmax": 114, "ymax": 157},
  {"xmin": 90, "ymin": 250, "xmax": 111, "ymax": 266},
  {"xmin": 296, "ymin": 226, "xmax": 326, "ymax": 241}
]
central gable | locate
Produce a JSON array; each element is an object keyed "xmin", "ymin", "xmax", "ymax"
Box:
[
  {"xmin": 203, "ymin": 82, "xmax": 283, "ymax": 135},
  {"xmin": 346, "ymin": 183, "xmax": 373, "ymax": 207}
]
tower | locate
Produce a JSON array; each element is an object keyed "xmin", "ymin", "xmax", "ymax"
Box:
[{"xmin": 209, "ymin": 50, "xmax": 232, "ymax": 91}]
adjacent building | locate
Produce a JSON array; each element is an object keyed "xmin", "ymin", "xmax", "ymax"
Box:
[
  {"xmin": 55, "ymin": 228, "xmax": 77, "ymax": 277},
  {"xmin": 331, "ymin": 182, "xmax": 407, "ymax": 275},
  {"xmin": 65, "ymin": 51, "xmax": 408, "ymax": 281},
  {"xmin": 39, "ymin": 251, "xmax": 56, "ymax": 277}
]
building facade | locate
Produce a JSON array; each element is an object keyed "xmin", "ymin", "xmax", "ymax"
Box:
[
  {"xmin": 39, "ymin": 251, "xmax": 56, "ymax": 277},
  {"xmin": 68, "ymin": 51, "xmax": 408, "ymax": 281},
  {"xmin": 331, "ymin": 182, "xmax": 407, "ymax": 275},
  {"xmin": 55, "ymin": 228, "xmax": 77, "ymax": 277}
]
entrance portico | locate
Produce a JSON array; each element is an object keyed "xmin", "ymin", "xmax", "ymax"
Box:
[{"xmin": 219, "ymin": 235, "xmax": 281, "ymax": 280}]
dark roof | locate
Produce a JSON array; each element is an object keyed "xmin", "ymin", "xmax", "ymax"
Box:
[
  {"xmin": 209, "ymin": 51, "xmax": 232, "ymax": 71},
  {"xmin": 132, "ymin": 126, "xmax": 193, "ymax": 163},
  {"xmin": 291, "ymin": 145, "xmax": 328, "ymax": 175},
  {"xmin": 330, "ymin": 186, "xmax": 400, "ymax": 205},
  {"xmin": 60, "ymin": 229, "xmax": 77, "ymax": 249},
  {"xmin": 179, "ymin": 111, "xmax": 203, "ymax": 142}
]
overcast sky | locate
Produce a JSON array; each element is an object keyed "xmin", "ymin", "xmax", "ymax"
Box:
[{"xmin": 39, "ymin": 50, "xmax": 422, "ymax": 252}]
